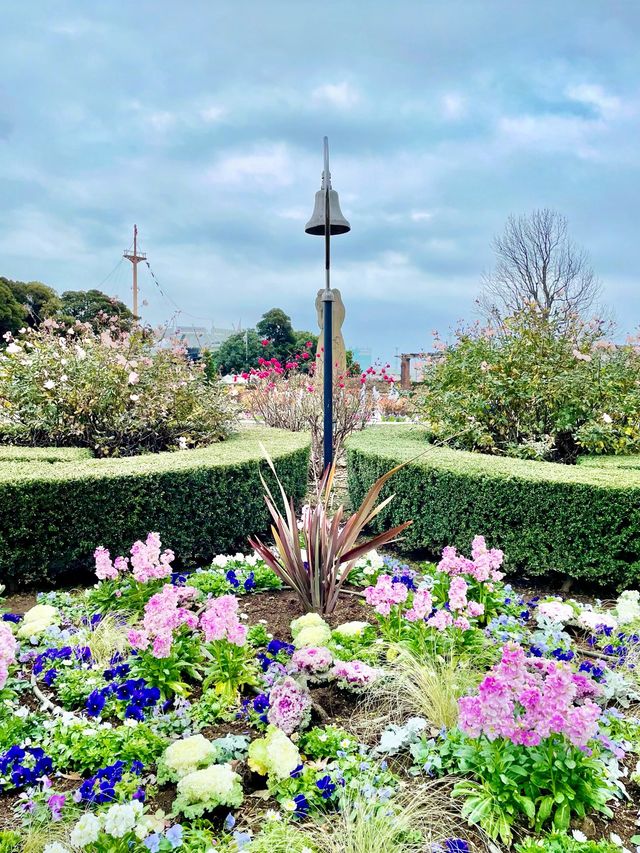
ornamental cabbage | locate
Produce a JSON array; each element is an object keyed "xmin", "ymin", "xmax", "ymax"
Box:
[
  {"xmin": 173, "ymin": 763, "xmax": 243, "ymax": 818},
  {"xmin": 157, "ymin": 734, "xmax": 218, "ymax": 783},
  {"xmin": 17, "ymin": 603, "xmax": 59, "ymax": 638},
  {"xmin": 248, "ymin": 725, "xmax": 301, "ymax": 781}
]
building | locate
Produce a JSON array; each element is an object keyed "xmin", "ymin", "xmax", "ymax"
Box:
[
  {"xmin": 174, "ymin": 325, "xmax": 235, "ymax": 359},
  {"xmin": 351, "ymin": 346, "xmax": 372, "ymax": 371}
]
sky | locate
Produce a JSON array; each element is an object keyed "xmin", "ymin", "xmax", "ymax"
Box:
[{"xmin": 1, "ymin": 1, "xmax": 640, "ymax": 369}]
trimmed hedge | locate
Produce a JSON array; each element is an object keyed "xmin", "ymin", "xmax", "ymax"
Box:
[
  {"xmin": 346, "ymin": 425, "xmax": 640, "ymax": 587},
  {"xmin": 0, "ymin": 427, "xmax": 310, "ymax": 588}
]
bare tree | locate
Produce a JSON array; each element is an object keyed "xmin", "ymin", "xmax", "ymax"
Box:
[{"xmin": 480, "ymin": 209, "xmax": 601, "ymax": 327}]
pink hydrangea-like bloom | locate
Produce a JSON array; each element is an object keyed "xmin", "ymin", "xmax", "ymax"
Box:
[
  {"xmin": 427, "ymin": 609, "xmax": 454, "ymax": 630},
  {"xmin": 364, "ymin": 574, "xmax": 409, "ymax": 616},
  {"xmin": 129, "ymin": 584, "xmax": 198, "ymax": 657},
  {"xmin": 454, "ymin": 616, "xmax": 471, "ymax": 630},
  {"xmin": 130, "ymin": 533, "xmax": 175, "ymax": 583},
  {"xmin": 94, "ymin": 546, "xmax": 119, "ymax": 581},
  {"xmin": 458, "ymin": 643, "xmax": 602, "ymax": 749},
  {"xmin": 331, "ymin": 659, "xmax": 378, "ymax": 690},
  {"xmin": 291, "ymin": 646, "xmax": 333, "ymax": 677},
  {"xmin": 438, "ymin": 536, "xmax": 504, "ymax": 583},
  {"xmin": 0, "ymin": 624, "xmax": 17, "ymax": 690},
  {"xmin": 449, "ymin": 577, "xmax": 468, "ymax": 611},
  {"xmin": 200, "ymin": 594, "xmax": 247, "ymax": 647},
  {"xmin": 267, "ymin": 676, "xmax": 312, "ymax": 733},
  {"xmin": 467, "ymin": 601, "xmax": 485, "ymax": 618},
  {"xmin": 405, "ymin": 588, "xmax": 433, "ymax": 622}
]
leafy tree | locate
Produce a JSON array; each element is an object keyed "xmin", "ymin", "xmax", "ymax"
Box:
[
  {"xmin": 7, "ymin": 280, "xmax": 61, "ymax": 326},
  {"xmin": 480, "ymin": 209, "xmax": 600, "ymax": 330},
  {"xmin": 57, "ymin": 289, "xmax": 135, "ymax": 331},
  {"xmin": 256, "ymin": 308, "xmax": 296, "ymax": 360},
  {"xmin": 0, "ymin": 279, "xmax": 26, "ymax": 337},
  {"xmin": 206, "ymin": 329, "xmax": 266, "ymax": 376}
]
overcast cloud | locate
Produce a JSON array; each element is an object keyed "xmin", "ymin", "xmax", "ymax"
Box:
[{"xmin": 1, "ymin": 1, "xmax": 639, "ymax": 365}]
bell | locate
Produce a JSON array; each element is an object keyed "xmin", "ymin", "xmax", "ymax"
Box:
[
  {"xmin": 305, "ymin": 188, "xmax": 351, "ymax": 235},
  {"xmin": 305, "ymin": 137, "xmax": 351, "ymax": 236}
]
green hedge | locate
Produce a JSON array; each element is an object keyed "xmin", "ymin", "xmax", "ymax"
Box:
[
  {"xmin": 0, "ymin": 427, "xmax": 310, "ymax": 588},
  {"xmin": 346, "ymin": 426, "xmax": 640, "ymax": 587}
]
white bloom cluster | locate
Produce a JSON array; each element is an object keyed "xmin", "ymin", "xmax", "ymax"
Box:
[
  {"xmin": 536, "ymin": 599, "xmax": 575, "ymax": 624},
  {"xmin": 578, "ymin": 607, "xmax": 618, "ymax": 632},
  {"xmin": 210, "ymin": 552, "xmax": 261, "ymax": 568},
  {"xmin": 354, "ymin": 550, "xmax": 385, "ymax": 576},
  {"xmin": 333, "ymin": 620, "xmax": 371, "ymax": 638},
  {"xmin": 70, "ymin": 801, "xmax": 144, "ymax": 847},
  {"xmin": 616, "ymin": 590, "xmax": 640, "ymax": 625}
]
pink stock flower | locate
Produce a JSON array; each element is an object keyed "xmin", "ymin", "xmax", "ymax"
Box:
[
  {"xmin": 427, "ymin": 609, "xmax": 454, "ymax": 630},
  {"xmin": 129, "ymin": 584, "xmax": 198, "ymax": 657},
  {"xmin": 467, "ymin": 601, "xmax": 485, "ymax": 618},
  {"xmin": 458, "ymin": 643, "xmax": 602, "ymax": 749},
  {"xmin": 405, "ymin": 588, "xmax": 433, "ymax": 622},
  {"xmin": 200, "ymin": 594, "xmax": 247, "ymax": 646},
  {"xmin": 94, "ymin": 546, "xmax": 119, "ymax": 581},
  {"xmin": 0, "ymin": 624, "xmax": 17, "ymax": 690},
  {"xmin": 449, "ymin": 577, "xmax": 468, "ymax": 611},
  {"xmin": 364, "ymin": 575, "xmax": 409, "ymax": 616}
]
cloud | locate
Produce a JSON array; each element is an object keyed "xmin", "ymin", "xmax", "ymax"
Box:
[
  {"xmin": 441, "ymin": 92, "xmax": 466, "ymax": 120},
  {"xmin": 0, "ymin": 208, "xmax": 89, "ymax": 262},
  {"xmin": 312, "ymin": 82, "xmax": 360, "ymax": 109},
  {"xmin": 199, "ymin": 105, "xmax": 225, "ymax": 123},
  {"xmin": 565, "ymin": 83, "xmax": 624, "ymax": 120},
  {"xmin": 205, "ymin": 144, "xmax": 296, "ymax": 189}
]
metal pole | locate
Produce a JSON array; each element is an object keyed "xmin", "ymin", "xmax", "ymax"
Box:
[
  {"xmin": 132, "ymin": 225, "xmax": 139, "ymax": 319},
  {"xmin": 322, "ymin": 137, "xmax": 333, "ymax": 470}
]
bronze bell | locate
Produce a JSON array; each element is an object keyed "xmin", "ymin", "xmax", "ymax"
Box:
[{"xmin": 304, "ymin": 137, "xmax": 351, "ymax": 236}]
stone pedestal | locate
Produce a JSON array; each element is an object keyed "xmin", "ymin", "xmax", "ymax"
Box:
[{"xmin": 314, "ymin": 288, "xmax": 346, "ymax": 381}]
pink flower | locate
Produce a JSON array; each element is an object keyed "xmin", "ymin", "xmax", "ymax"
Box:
[
  {"xmin": 331, "ymin": 659, "xmax": 378, "ymax": 690},
  {"xmin": 467, "ymin": 601, "xmax": 485, "ymax": 618},
  {"xmin": 364, "ymin": 575, "xmax": 409, "ymax": 615},
  {"xmin": 449, "ymin": 577, "xmax": 468, "ymax": 611},
  {"xmin": 200, "ymin": 595, "xmax": 247, "ymax": 647},
  {"xmin": 427, "ymin": 609, "xmax": 454, "ymax": 630},
  {"xmin": 405, "ymin": 588, "xmax": 433, "ymax": 622},
  {"xmin": 267, "ymin": 676, "xmax": 312, "ymax": 733},
  {"xmin": 94, "ymin": 546, "xmax": 119, "ymax": 581},
  {"xmin": 291, "ymin": 646, "xmax": 333, "ymax": 677},
  {"xmin": 0, "ymin": 625, "xmax": 17, "ymax": 690}
]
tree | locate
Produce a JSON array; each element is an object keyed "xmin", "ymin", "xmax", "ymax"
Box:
[
  {"xmin": 256, "ymin": 308, "xmax": 296, "ymax": 360},
  {"xmin": 207, "ymin": 329, "xmax": 266, "ymax": 376},
  {"xmin": 480, "ymin": 209, "xmax": 600, "ymax": 329},
  {"xmin": 57, "ymin": 289, "xmax": 135, "ymax": 331},
  {"xmin": 0, "ymin": 279, "xmax": 25, "ymax": 337},
  {"xmin": 7, "ymin": 280, "xmax": 61, "ymax": 327}
]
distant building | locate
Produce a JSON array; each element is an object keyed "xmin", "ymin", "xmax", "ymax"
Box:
[
  {"xmin": 351, "ymin": 346, "xmax": 372, "ymax": 371},
  {"xmin": 174, "ymin": 325, "xmax": 235, "ymax": 359}
]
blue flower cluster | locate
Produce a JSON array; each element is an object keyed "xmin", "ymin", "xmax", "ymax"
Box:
[
  {"xmin": 579, "ymin": 660, "xmax": 605, "ymax": 681},
  {"xmin": 256, "ymin": 638, "xmax": 295, "ymax": 673},
  {"xmin": 226, "ymin": 569, "xmax": 256, "ymax": 592},
  {"xmin": 0, "ymin": 745, "xmax": 53, "ymax": 791},
  {"xmin": 86, "ymin": 678, "xmax": 161, "ymax": 720},
  {"xmin": 33, "ymin": 645, "xmax": 92, "ymax": 676},
  {"xmin": 1, "ymin": 613, "xmax": 21, "ymax": 623},
  {"xmin": 76, "ymin": 759, "xmax": 143, "ymax": 804}
]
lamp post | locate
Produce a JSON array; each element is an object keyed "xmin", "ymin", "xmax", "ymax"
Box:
[{"xmin": 305, "ymin": 137, "xmax": 351, "ymax": 470}]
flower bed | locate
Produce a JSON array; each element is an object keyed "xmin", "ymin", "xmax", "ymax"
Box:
[
  {"xmin": 346, "ymin": 425, "xmax": 640, "ymax": 587},
  {"xmin": 2, "ymin": 533, "xmax": 640, "ymax": 852},
  {"xmin": 0, "ymin": 427, "xmax": 309, "ymax": 588}
]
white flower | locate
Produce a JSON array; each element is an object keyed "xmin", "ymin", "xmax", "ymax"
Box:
[
  {"xmin": 616, "ymin": 590, "xmax": 640, "ymax": 625},
  {"xmin": 6, "ymin": 342, "xmax": 21, "ymax": 354},
  {"xmin": 43, "ymin": 844, "xmax": 72, "ymax": 853},
  {"xmin": 177, "ymin": 436, "xmax": 188, "ymax": 450},
  {"xmin": 572, "ymin": 830, "xmax": 588, "ymax": 842},
  {"xmin": 602, "ymin": 413, "xmax": 613, "ymax": 424},
  {"xmin": 129, "ymin": 394, "xmax": 139, "ymax": 402},
  {"xmin": 128, "ymin": 371, "xmax": 139, "ymax": 384},
  {"xmin": 212, "ymin": 554, "xmax": 229, "ymax": 568},
  {"xmin": 70, "ymin": 812, "xmax": 101, "ymax": 846},
  {"xmin": 265, "ymin": 810, "xmax": 282, "ymax": 821},
  {"xmin": 43, "ymin": 379, "xmax": 56, "ymax": 390},
  {"xmin": 103, "ymin": 802, "xmax": 138, "ymax": 838},
  {"xmin": 75, "ymin": 345, "xmax": 86, "ymax": 360},
  {"xmin": 333, "ymin": 621, "xmax": 371, "ymax": 638}
]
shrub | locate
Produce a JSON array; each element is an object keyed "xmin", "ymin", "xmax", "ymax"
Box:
[
  {"xmin": 0, "ymin": 322, "xmax": 236, "ymax": 455},
  {"xmin": 346, "ymin": 426, "xmax": 640, "ymax": 586},
  {"xmin": 0, "ymin": 427, "xmax": 310, "ymax": 588},
  {"xmin": 420, "ymin": 305, "xmax": 640, "ymax": 462}
]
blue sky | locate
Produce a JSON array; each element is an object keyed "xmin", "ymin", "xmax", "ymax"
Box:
[{"xmin": 1, "ymin": 1, "xmax": 639, "ymax": 368}]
